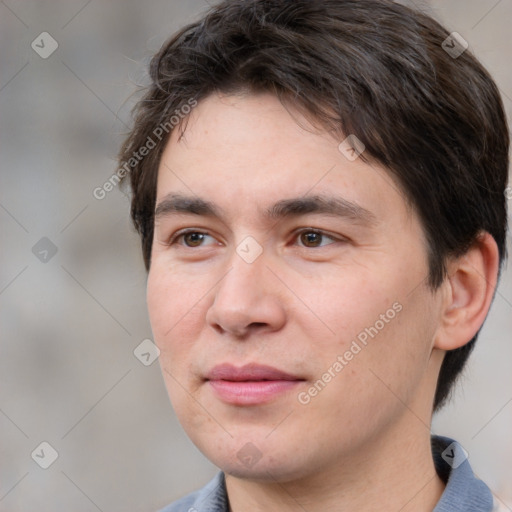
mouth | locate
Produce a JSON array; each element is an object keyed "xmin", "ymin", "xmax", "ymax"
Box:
[{"xmin": 205, "ymin": 363, "xmax": 305, "ymax": 406}]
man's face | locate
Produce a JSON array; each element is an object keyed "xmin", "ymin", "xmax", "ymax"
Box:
[{"xmin": 147, "ymin": 92, "xmax": 444, "ymax": 481}]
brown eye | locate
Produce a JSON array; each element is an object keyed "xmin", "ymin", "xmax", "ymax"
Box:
[
  {"xmin": 300, "ymin": 231, "xmax": 322, "ymax": 247},
  {"xmin": 297, "ymin": 230, "xmax": 336, "ymax": 248},
  {"xmin": 170, "ymin": 230, "xmax": 216, "ymax": 248},
  {"xmin": 182, "ymin": 232, "xmax": 206, "ymax": 247}
]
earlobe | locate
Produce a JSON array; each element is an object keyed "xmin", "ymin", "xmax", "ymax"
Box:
[{"xmin": 434, "ymin": 232, "xmax": 499, "ymax": 351}]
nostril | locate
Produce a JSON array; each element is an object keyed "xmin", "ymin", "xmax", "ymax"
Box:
[{"xmin": 250, "ymin": 322, "xmax": 267, "ymax": 329}]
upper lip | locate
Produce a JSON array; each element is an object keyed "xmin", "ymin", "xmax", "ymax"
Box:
[{"xmin": 205, "ymin": 363, "xmax": 303, "ymax": 382}]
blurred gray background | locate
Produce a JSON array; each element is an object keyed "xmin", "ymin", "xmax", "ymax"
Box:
[{"xmin": 1, "ymin": 1, "xmax": 511, "ymax": 511}]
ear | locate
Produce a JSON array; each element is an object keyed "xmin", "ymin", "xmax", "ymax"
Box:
[{"xmin": 434, "ymin": 232, "xmax": 500, "ymax": 351}]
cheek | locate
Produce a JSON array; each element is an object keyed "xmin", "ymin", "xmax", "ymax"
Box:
[
  {"xmin": 296, "ymin": 306, "xmax": 432, "ymax": 447},
  {"xmin": 147, "ymin": 272, "xmax": 172, "ymax": 341},
  {"xmin": 344, "ymin": 290, "xmax": 437, "ymax": 409},
  {"xmin": 146, "ymin": 267, "xmax": 203, "ymax": 352},
  {"xmin": 289, "ymin": 267, "xmax": 391, "ymax": 347},
  {"xmin": 296, "ymin": 265, "xmax": 434, "ymax": 406},
  {"xmin": 147, "ymin": 270, "xmax": 202, "ymax": 414}
]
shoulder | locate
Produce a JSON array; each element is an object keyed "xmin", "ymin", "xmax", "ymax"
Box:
[{"xmin": 157, "ymin": 472, "xmax": 228, "ymax": 512}]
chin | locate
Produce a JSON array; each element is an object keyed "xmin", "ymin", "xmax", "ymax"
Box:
[
  {"xmin": 200, "ymin": 440, "xmax": 314, "ymax": 483},
  {"xmin": 221, "ymin": 461, "xmax": 301, "ymax": 482}
]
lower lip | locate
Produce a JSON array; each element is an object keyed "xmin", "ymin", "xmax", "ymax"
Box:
[{"xmin": 208, "ymin": 380, "xmax": 301, "ymax": 405}]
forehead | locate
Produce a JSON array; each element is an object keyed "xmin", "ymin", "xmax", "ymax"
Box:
[{"xmin": 155, "ymin": 92, "xmax": 412, "ymax": 228}]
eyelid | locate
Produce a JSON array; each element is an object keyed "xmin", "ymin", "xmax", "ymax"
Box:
[
  {"xmin": 167, "ymin": 228, "xmax": 217, "ymax": 246},
  {"xmin": 292, "ymin": 227, "xmax": 342, "ymax": 247},
  {"xmin": 167, "ymin": 227, "xmax": 345, "ymax": 248}
]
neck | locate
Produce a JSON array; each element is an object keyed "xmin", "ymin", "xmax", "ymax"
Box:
[{"xmin": 225, "ymin": 415, "xmax": 445, "ymax": 512}]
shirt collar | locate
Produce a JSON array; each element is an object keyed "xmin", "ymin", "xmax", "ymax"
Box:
[{"xmin": 432, "ymin": 435, "xmax": 493, "ymax": 511}]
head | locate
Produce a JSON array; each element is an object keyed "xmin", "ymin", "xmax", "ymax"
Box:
[{"xmin": 119, "ymin": 0, "xmax": 509, "ymax": 481}]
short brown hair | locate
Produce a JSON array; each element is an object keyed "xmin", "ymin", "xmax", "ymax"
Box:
[{"xmin": 119, "ymin": 0, "xmax": 509, "ymax": 411}]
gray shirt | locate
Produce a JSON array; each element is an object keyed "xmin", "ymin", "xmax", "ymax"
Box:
[{"xmin": 158, "ymin": 436, "xmax": 493, "ymax": 511}]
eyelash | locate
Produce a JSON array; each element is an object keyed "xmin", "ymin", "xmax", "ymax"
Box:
[{"xmin": 167, "ymin": 228, "xmax": 342, "ymax": 249}]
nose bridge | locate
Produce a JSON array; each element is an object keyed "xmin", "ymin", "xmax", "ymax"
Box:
[
  {"xmin": 206, "ymin": 242, "xmax": 286, "ymax": 335},
  {"xmin": 218, "ymin": 243, "xmax": 268, "ymax": 306}
]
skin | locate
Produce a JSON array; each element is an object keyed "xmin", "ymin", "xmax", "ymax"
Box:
[{"xmin": 147, "ymin": 92, "xmax": 499, "ymax": 511}]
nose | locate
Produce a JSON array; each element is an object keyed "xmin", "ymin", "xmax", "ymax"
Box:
[{"xmin": 205, "ymin": 249, "xmax": 287, "ymax": 338}]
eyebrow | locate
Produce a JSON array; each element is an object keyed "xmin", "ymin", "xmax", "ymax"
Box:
[{"xmin": 154, "ymin": 193, "xmax": 378, "ymax": 226}]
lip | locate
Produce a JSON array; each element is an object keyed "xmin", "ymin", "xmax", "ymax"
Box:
[
  {"xmin": 205, "ymin": 363, "xmax": 304, "ymax": 405},
  {"xmin": 206, "ymin": 363, "xmax": 301, "ymax": 382}
]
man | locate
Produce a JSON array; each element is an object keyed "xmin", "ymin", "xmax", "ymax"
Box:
[{"xmin": 119, "ymin": 0, "xmax": 509, "ymax": 510}]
